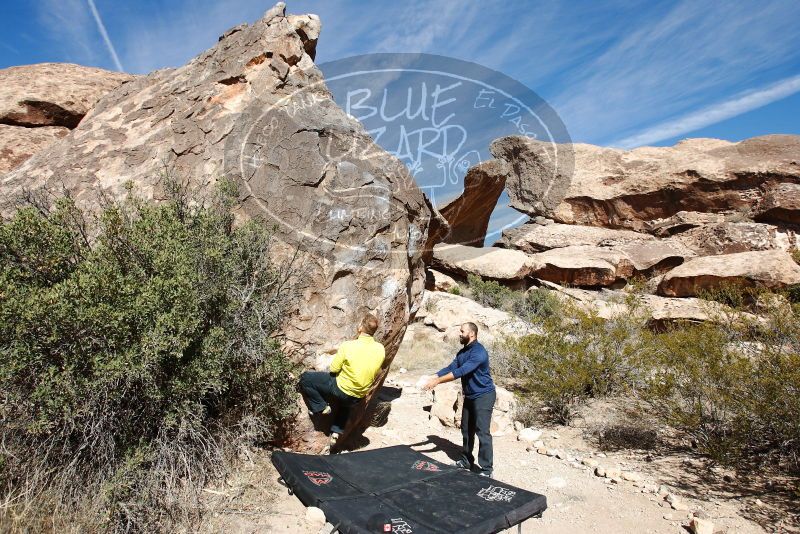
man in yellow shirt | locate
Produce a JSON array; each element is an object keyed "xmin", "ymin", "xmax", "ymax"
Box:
[{"xmin": 299, "ymin": 314, "xmax": 385, "ymax": 445}]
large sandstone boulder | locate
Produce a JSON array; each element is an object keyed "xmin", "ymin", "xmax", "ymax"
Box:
[
  {"xmin": 756, "ymin": 182, "xmax": 800, "ymax": 226},
  {"xmin": 430, "ymin": 382, "xmax": 462, "ymax": 427},
  {"xmin": 0, "ymin": 63, "xmax": 133, "ymax": 128},
  {"xmin": 658, "ymin": 250, "xmax": 800, "ymax": 297},
  {"xmin": 496, "ymin": 221, "xmax": 654, "ymax": 253},
  {"xmin": 527, "ymin": 135, "xmax": 800, "ymax": 230},
  {"xmin": 528, "ymin": 245, "xmax": 635, "ymax": 287},
  {"xmin": 671, "ymin": 222, "xmax": 799, "ymax": 256},
  {"xmin": 414, "ymin": 291, "xmax": 535, "ymax": 344},
  {"xmin": 439, "ymin": 159, "xmax": 507, "ymax": 247},
  {"xmin": 431, "ymin": 243, "xmax": 537, "ymax": 284},
  {"xmin": 0, "ymin": 4, "xmax": 438, "ymax": 446},
  {"xmin": 0, "ymin": 125, "xmax": 68, "ymax": 174},
  {"xmin": 614, "ymin": 240, "xmax": 694, "ymax": 274}
]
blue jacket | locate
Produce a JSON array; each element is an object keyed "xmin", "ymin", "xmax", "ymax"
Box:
[{"xmin": 437, "ymin": 340, "xmax": 495, "ymax": 400}]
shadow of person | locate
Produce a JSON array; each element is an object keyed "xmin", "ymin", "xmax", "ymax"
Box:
[
  {"xmin": 376, "ymin": 385, "xmax": 403, "ymax": 402},
  {"xmin": 333, "ymin": 385, "xmax": 402, "ymax": 453},
  {"xmin": 409, "ymin": 434, "xmax": 463, "ymax": 462}
]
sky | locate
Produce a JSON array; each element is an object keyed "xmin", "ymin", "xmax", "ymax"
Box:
[{"xmin": 2, "ymin": 0, "xmax": 799, "ymax": 241}]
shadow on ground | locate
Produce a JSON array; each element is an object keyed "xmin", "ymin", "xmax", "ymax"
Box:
[{"xmin": 409, "ymin": 435, "xmax": 463, "ymax": 462}]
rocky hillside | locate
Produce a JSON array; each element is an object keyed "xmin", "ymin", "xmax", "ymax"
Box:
[{"xmin": 432, "ymin": 135, "xmax": 800, "ymax": 321}]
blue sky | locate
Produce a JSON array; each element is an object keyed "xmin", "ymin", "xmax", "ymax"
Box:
[
  {"xmin": 3, "ymin": 0, "xmax": 799, "ymax": 148},
  {"xmin": 2, "ymin": 0, "xmax": 799, "ymax": 241}
]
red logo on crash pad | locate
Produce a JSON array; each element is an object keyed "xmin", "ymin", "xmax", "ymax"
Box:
[
  {"xmin": 411, "ymin": 460, "xmax": 440, "ymax": 472},
  {"xmin": 303, "ymin": 470, "xmax": 332, "ymax": 486}
]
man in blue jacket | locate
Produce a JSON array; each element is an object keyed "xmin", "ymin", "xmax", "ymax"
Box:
[{"xmin": 423, "ymin": 322, "xmax": 496, "ymax": 477}]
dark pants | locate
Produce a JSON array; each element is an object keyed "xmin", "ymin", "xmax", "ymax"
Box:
[
  {"xmin": 460, "ymin": 389, "xmax": 495, "ymax": 474},
  {"xmin": 299, "ymin": 371, "xmax": 360, "ymax": 434}
]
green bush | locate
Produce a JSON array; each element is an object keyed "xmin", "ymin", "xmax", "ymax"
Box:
[
  {"xmin": 643, "ymin": 309, "xmax": 800, "ymax": 468},
  {"xmin": 0, "ymin": 180, "xmax": 298, "ymax": 531},
  {"xmin": 465, "ymin": 275, "xmax": 559, "ymax": 324},
  {"xmin": 510, "ymin": 287, "xmax": 560, "ymax": 323},
  {"xmin": 787, "ymin": 284, "xmax": 800, "ymax": 304},
  {"xmin": 500, "ymin": 280, "xmax": 800, "ymax": 470},
  {"xmin": 697, "ymin": 281, "xmax": 757, "ymax": 310},
  {"xmin": 466, "ymin": 274, "xmax": 513, "ymax": 309},
  {"xmin": 447, "ymin": 284, "xmax": 462, "ymax": 295},
  {"xmin": 502, "ymin": 303, "xmax": 651, "ymax": 424}
]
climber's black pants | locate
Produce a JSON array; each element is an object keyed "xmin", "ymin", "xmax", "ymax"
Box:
[
  {"xmin": 460, "ymin": 389, "xmax": 495, "ymax": 474},
  {"xmin": 299, "ymin": 371, "xmax": 360, "ymax": 434}
]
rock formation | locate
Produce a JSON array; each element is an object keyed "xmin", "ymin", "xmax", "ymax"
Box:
[
  {"xmin": 542, "ymin": 282, "xmax": 759, "ymax": 330},
  {"xmin": 431, "ymin": 243, "xmax": 537, "ymax": 284},
  {"xmin": 658, "ymin": 250, "xmax": 800, "ymax": 297},
  {"xmin": 425, "ymin": 268, "xmax": 459, "ymax": 292},
  {"xmin": 756, "ymin": 182, "xmax": 800, "ymax": 226},
  {"xmin": 434, "ymin": 134, "xmax": 574, "ymax": 248},
  {"xmin": 412, "ymin": 291, "xmax": 536, "ymax": 344},
  {"xmin": 489, "ymin": 136, "xmax": 574, "ymax": 218},
  {"xmin": 0, "ymin": 63, "xmax": 132, "ymax": 174},
  {"xmin": 670, "ymin": 222, "xmax": 798, "ymax": 256},
  {"xmin": 0, "ymin": 63, "xmax": 132, "ymax": 128},
  {"xmin": 428, "ymin": 132, "xmax": 800, "ymax": 318},
  {"xmin": 439, "ymin": 160, "xmax": 507, "ymax": 247},
  {"xmin": 528, "ymin": 245, "xmax": 636, "ymax": 287},
  {"xmin": 542, "ymin": 135, "xmax": 800, "ymax": 230},
  {"xmin": 496, "ymin": 221, "xmax": 654, "ymax": 253},
  {"xmin": 645, "ymin": 211, "xmax": 726, "ymax": 237},
  {"xmin": 0, "ymin": 3, "xmax": 440, "ymax": 447}
]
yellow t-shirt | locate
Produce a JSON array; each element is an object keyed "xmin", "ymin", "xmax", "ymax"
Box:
[{"xmin": 330, "ymin": 334, "xmax": 385, "ymax": 398}]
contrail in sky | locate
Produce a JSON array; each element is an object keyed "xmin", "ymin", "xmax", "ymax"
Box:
[
  {"xmin": 613, "ymin": 74, "xmax": 800, "ymax": 148},
  {"xmin": 86, "ymin": 0, "xmax": 124, "ymax": 71}
]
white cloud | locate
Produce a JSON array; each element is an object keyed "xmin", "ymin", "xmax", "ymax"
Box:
[
  {"xmin": 612, "ymin": 74, "xmax": 800, "ymax": 148},
  {"xmin": 553, "ymin": 0, "xmax": 800, "ymax": 144}
]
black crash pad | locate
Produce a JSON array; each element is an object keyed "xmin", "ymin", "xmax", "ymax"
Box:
[{"xmin": 272, "ymin": 445, "xmax": 547, "ymax": 534}]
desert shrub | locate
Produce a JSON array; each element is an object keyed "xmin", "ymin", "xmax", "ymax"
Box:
[
  {"xmin": 510, "ymin": 287, "xmax": 560, "ymax": 323},
  {"xmin": 503, "ymin": 303, "xmax": 652, "ymax": 424},
  {"xmin": 792, "ymin": 249, "xmax": 800, "ymax": 266},
  {"xmin": 502, "ymin": 280, "xmax": 800, "ymax": 470},
  {"xmin": 623, "ymin": 275, "xmax": 649, "ymax": 295},
  {"xmin": 465, "ymin": 274, "xmax": 559, "ymax": 323},
  {"xmin": 642, "ymin": 323, "xmax": 750, "ymax": 459},
  {"xmin": 0, "ymin": 180, "xmax": 298, "ymax": 531},
  {"xmin": 786, "ymin": 283, "xmax": 800, "ymax": 304},
  {"xmin": 697, "ymin": 281, "xmax": 758, "ymax": 310},
  {"xmin": 466, "ymin": 274, "xmax": 513, "ymax": 309},
  {"xmin": 643, "ymin": 295, "xmax": 800, "ymax": 469},
  {"xmin": 447, "ymin": 284, "xmax": 462, "ymax": 295},
  {"xmin": 593, "ymin": 423, "xmax": 660, "ymax": 452}
]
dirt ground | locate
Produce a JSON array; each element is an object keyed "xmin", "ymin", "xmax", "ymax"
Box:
[{"xmin": 198, "ymin": 345, "xmax": 798, "ymax": 533}]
